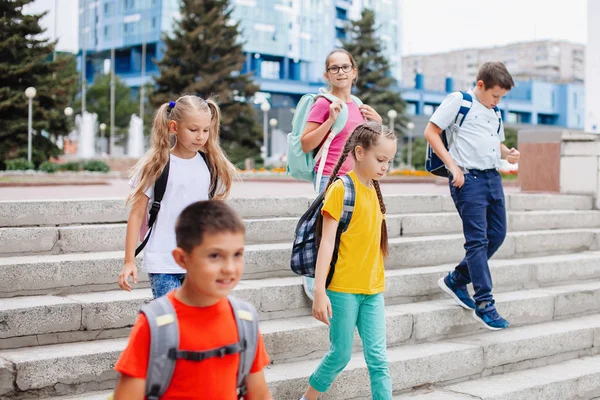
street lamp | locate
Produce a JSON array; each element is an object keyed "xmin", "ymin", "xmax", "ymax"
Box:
[
  {"xmin": 268, "ymin": 118, "xmax": 278, "ymax": 159},
  {"xmin": 387, "ymin": 109, "xmax": 398, "ymax": 169},
  {"xmin": 99, "ymin": 123, "xmax": 107, "ymax": 154},
  {"xmin": 260, "ymin": 100, "xmax": 271, "ymax": 162},
  {"xmin": 25, "ymin": 87, "xmax": 36, "ymax": 163},
  {"xmin": 64, "ymin": 107, "xmax": 73, "ymax": 117},
  {"xmin": 406, "ymin": 121, "xmax": 415, "ymax": 169}
]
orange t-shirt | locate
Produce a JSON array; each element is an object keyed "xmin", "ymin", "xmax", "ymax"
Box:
[{"xmin": 114, "ymin": 292, "xmax": 270, "ymax": 399}]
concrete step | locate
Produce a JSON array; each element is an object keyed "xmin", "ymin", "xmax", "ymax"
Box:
[
  {"xmin": 1, "ymin": 271, "xmax": 599, "ymax": 356},
  {"xmin": 2, "ymin": 251, "xmax": 600, "ymax": 349},
  {"xmin": 3, "ymin": 209, "xmax": 600, "ymax": 255},
  {"xmin": 0, "ymin": 193, "xmax": 593, "ymax": 228},
  {"xmin": 395, "ymin": 355, "xmax": 600, "ymax": 400},
  {"xmin": 39, "ymin": 392, "xmax": 112, "ymax": 400},
  {"xmin": 1, "ymin": 228, "xmax": 598, "ymax": 298},
  {"xmin": 3, "ymin": 313, "xmax": 597, "ymax": 399}
]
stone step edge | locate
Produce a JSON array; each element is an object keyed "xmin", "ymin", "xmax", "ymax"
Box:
[
  {"xmin": 1, "ymin": 313, "xmax": 599, "ymax": 398},
  {"xmin": 394, "ymin": 354, "xmax": 600, "ymax": 399}
]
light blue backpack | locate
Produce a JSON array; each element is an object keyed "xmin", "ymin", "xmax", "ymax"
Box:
[{"xmin": 286, "ymin": 89, "xmax": 362, "ymax": 185}]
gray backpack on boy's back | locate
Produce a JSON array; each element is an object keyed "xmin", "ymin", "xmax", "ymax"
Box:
[{"xmin": 141, "ymin": 295, "xmax": 259, "ymax": 400}]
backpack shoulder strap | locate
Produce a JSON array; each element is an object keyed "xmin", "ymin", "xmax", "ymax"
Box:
[
  {"xmin": 350, "ymin": 94, "xmax": 363, "ymax": 106},
  {"xmin": 493, "ymin": 106, "xmax": 503, "ymax": 134},
  {"xmin": 228, "ymin": 296, "xmax": 259, "ymax": 400},
  {"xmin": 455, "ymin": 91, "xmax": 473, "ymax": 127},
  {"xmin": 141, "ymin": 296, "xmax": 179, "ymax": 400},
  {"xmin": 135, "ymin": 159, "xmax": 170, "ymax": 256},
  {"xmin": 198, "ymin": 151, "xmax": 217, "ymax": 199},
  {"xmin": 338, "ymin": 174, "xmax": 356, "ymax": 233}
]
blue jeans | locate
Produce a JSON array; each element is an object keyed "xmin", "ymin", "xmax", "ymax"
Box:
[
  {"xmin": 449, "ymin": 169, "xmax": 506, "ymax": 304},
  {"xmin": 309, "ymin": 291, "xmax": 392, "ymax": 399},
  {"xmin": 148, "ymin": 273, "xmax": 185, "ymax": 299},
  {"xmin": 314, "ymin": 174, "xmax": 330, "ymax": 193}
]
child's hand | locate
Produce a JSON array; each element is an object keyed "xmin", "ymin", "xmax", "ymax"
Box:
[
  {"xmin": 328, "ymin": 101, "xmax": 343, "ymax": 123},
  {"xmin": 312, "ymin": 290, "xmax": 332, "ymax": 326},
  {"xmin": 507, "ymin": 148, "xmax": 520, "ymax": 164},
  {"xmin": 118, "ymin": 262, "xmax": 138, "ymax": 291},
  {"xmin": 448, "ymin": 165, "xmax": 465, "ymax": 188},
  {"xmin": 359, "ymin": 105, "xmax": 383, "ymax": 123}
]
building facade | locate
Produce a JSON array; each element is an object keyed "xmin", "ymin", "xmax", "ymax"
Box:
[
  {"xmin": 78, "ymin": 0, "xmax": 403, "ymax": 98},
  {"xmin": 585, "ymin": 0, "xmax": 600, "ymax": 133},
  {"xmin": 403, "ymin": 40, "xmax": 585, "ymax": 93}
]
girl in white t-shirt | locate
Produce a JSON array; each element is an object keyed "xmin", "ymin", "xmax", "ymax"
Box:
[{"xmin": 118, "ymin": 95, "xmax": 236, "ymax": 298}]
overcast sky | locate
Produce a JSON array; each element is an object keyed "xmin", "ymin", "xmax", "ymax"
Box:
[
  {"xmin": 402, "ymin": 0, "xmax": 588, "ymax": 55},
  {"xmin": 25, "ymin": 0, "xmax": 588, "ymax": 55}
]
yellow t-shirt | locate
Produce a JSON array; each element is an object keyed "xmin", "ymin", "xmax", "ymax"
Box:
[{"xmin": 321, "ymin": 171, "xmax": 385, "ymax": 295}]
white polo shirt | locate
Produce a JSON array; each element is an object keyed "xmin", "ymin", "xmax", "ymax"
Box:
[{"xmin": 430, "ymin": 89, "xmax": 505, "ymax": 171}]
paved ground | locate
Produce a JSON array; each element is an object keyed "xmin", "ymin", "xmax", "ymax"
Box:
[{"xmin": 0, "ymin": 178, "xmax": 520, "ymax": 201}]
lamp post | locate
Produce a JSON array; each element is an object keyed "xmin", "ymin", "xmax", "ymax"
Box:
[
  {"xmin": 260, "ymin": 100, "xmax": 271, "ymax": 162},
  {"xmin": 387, "ymin": 109, "xmax": 398, "ymax": 169},
  {"xmin": 64, "ymin": 107, "xmax": 73, "ymax": 117},
  {"xmin": 268, "ymin": 118, "xmax": 278, "ymax": 159},
  {"xmin": 406, "ymin": 121, "xmax": 415, "ymax": 169},
  {"xmin": 99, "ymin": 123, "xmax": 107, "ymax": 154},
  {"xmin": 25, "ymin": 87, "xmax": 36, "ymax": 163}
]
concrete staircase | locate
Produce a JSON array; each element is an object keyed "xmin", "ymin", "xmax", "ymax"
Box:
[{"xmin": 0, "ymin": 193, "xmax": 599, "ymax": 399}]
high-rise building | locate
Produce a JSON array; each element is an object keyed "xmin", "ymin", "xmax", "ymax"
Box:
[
  {"xmin": 403, "ymin": 40, "xmax": 585, "ymax": 93},
  {"xmin": 78, "ymin": 0, "xmax": 403, "ymax": 101},
  {"xmin": 585, "ymin": 0, "xmax": 599, "ymax": 133}
]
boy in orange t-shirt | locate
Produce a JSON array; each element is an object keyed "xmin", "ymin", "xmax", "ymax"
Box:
[{"xmin": 113, "ymin": 201, "xmax": 272, "ymax": 400}]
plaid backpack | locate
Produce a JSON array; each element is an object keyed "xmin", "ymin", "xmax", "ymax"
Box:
[{"xmin": 290, "ymin": 175, "xmax": 356, "ymax": 287}]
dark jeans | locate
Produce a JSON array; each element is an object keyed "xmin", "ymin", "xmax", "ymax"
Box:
[{"xmin": 449, "ymin": 169, "xmax": 506, "ymax": 304}]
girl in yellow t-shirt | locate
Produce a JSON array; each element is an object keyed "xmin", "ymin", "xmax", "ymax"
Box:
[{"xmin": 300, "ymin": 121, "xmax": 397, "ymax": 400}]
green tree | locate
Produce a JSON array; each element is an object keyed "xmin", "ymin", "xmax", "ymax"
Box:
[
  {"xmin": 74, "ymin": 73, "xmax": 138, "ymax": 136},
  {"xmin": 0, "ymin": 0, "xmax": 78, "ymax": 167},
  {"xmin": 343, "ymin": 8, "xmax": 407, "ymax": 138},
  {"xmin": 151, "ymin": 0, "xmax": 261, "ymax": 163},
  {"xmin": 504, "ymin": 127, "xmax": 518, "ymax": 150}
]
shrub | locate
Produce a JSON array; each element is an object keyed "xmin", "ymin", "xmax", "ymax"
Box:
[
  {"xmin": 39, "ymin": 161, "xmax": 59, "ymax": 173},
  {"xmin": 5, "ymin": 158, "xmax": 34, "ymax": 171},
  {"xmin": 58, "ymin": 162, "xmax": 82, "ymax": 172},
  {"xmin": 83, "ymin": 160, "xmax": 110, "ymax": 173}
]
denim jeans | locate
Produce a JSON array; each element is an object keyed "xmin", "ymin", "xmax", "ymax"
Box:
[
  {"xmin": 449, "ymin": 169, "xmax": 507, "ymax": 304},
  {"xmin": 148, "ymin": 273, "xmax": 186, "ymax": 299},
  {"xmin": 309, "ymin": 291, "xmax": 392, "ymax": 399}
]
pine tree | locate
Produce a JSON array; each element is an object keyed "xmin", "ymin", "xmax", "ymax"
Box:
[
  {"xmin": 343, "ymin": 9, "xmax": 407, "ymax": 137},
  {"xmin": 0, "ymin": 0, "xmax": 79, "ymax": 166},
  {"xmin": 151, "ymin": 0, "xmax": 261, "ymax": 163}
]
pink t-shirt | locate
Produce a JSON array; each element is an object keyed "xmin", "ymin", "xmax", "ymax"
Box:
[{"xmin": 307, "ymin": 97, "xmax": 365, "ymax": 177}]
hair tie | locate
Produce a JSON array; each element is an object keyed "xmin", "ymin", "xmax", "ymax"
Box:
[{"xmin": 167, "ymin": 101, "xmax": 176, "ymax": 114}]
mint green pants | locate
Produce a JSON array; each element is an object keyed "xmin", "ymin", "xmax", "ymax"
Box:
[{"xmin": 309, "ymin": 291, "xmax": 392, "ymax": 399}]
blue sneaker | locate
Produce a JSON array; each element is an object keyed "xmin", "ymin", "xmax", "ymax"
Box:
[
  {"xmin": 302, "ymin": 276, "xmax": 315, "ymax": 301},
  {"xmin": 438, "ymin": 272, "xmax": 476, "ymax": 310},
  {"xmin": 473, "ymin": 300, "xmax": 510, "ymax": 330}
]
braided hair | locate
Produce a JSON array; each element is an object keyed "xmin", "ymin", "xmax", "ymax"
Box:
[{"xmin": 320, "ymin": 121, "xmax": 396, "ymax": 258}]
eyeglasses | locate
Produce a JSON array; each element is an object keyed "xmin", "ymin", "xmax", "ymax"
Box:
[{"xmin": 327, "ymin": 64, "xmax": 353, "ymax": 74}]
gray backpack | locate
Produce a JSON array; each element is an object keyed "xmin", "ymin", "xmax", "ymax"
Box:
[{"xmin": 140, "ymin": 295, "xmax": 260, "ymax": 400}]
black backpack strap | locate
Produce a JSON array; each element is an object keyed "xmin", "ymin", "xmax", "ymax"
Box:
[
  {"xmin": 135, "ymin": 159, "xmax": 170, "ymax": 256},
  {"xmin": 141, "ymin": 296, "xmax": 179, "ymax": 400},
  {"xmin": 198, "ymin": 151, "xmax": 217, "ymax": 199},
  {"xmin": 228, "ymin": 296, "xmax": 259, "ymax": 400}
]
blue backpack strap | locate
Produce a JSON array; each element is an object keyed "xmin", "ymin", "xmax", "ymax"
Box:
[
  {"xmin": 141, "ymin": 296, "xmax": 179, "ymax": 400},
  {"xmin": 456, "ymin": 91, "xmax": 473, "ymax": 127},
  {"xmin": 493, "ymin": 106, "xmax": 502, "ymax": 134},
  {"xmin": 325, "ymin": 175, "xmax": 356, "ymax": 287}
]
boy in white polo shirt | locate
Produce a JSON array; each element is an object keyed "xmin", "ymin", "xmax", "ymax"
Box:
[{"xmin": 424, "ymin": 61, "xmax": 520, "ymax": 330}]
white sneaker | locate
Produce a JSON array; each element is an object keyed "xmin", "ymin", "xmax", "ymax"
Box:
[{"xmin": 302, "ymin": 276, "xmax": 315, "ymax": 301}]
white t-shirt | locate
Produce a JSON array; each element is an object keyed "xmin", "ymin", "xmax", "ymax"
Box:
[{"xmin": 130, "ymin": 153, "xmax": 211, "ymax": 274}]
